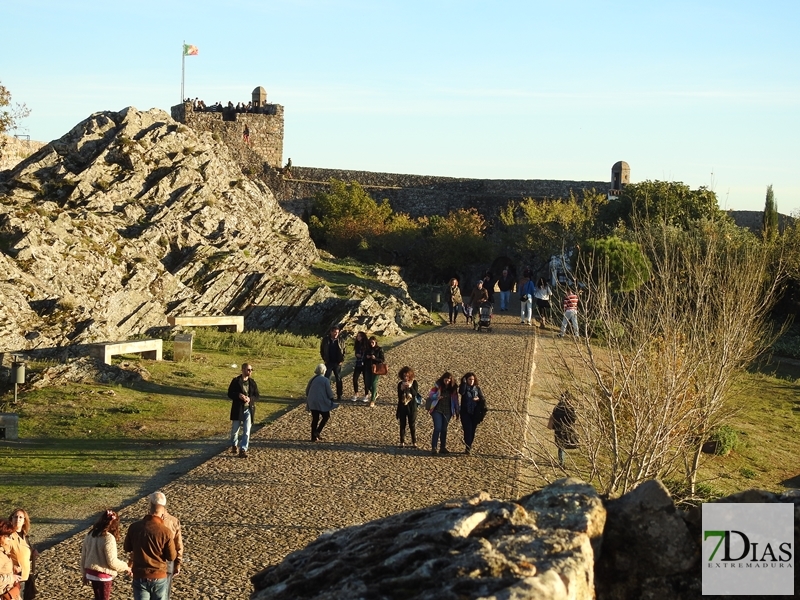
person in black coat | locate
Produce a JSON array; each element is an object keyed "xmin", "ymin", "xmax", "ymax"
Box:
[
  {"xmin": 227, "ymin": 363, "xmax": 260, "ymax": 458},
  {"xmin": 396, "ymin": 366, "xmax": 419, "ymax": 448},
  {"xmin": 458, "ymin": 372, "xmax": 487, "ymax": 454},
  {"xmin": 363, "ymin": 336, "xmax": 385, "ymax": 407},
  {"xmin": 549, "ymin": 391, "xmax": 578, "ymax": 466}
]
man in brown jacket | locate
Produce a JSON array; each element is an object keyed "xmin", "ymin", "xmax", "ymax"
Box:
[
  {"xmin": 148, "ymin": 492, "xmax": 183, "ymax": 599},
  {"xmin": 123, "ymin": 496, "xmax": 177, "ymax": 600}
]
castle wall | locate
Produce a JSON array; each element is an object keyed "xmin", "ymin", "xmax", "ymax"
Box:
[
  {"xmin": 171, "ymin": 102, "xmax": 284, "ymax": 169},
  {"xmin": 272, "ymin": 166, "xmax": 609, "ymax": 220}
]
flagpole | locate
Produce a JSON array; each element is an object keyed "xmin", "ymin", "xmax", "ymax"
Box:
[{"xmin": 181, "ymin": 40, "xmax": 185, "ymax": 104}]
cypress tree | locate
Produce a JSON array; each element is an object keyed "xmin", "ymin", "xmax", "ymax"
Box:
[{"xmin": 763, "ymin": 185, "xmax": 778, "ymax": 241}]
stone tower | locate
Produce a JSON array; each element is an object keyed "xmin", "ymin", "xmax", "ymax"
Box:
[
  {"xmin": 171, "ymin": 86, "xmax": 284, "ymax": 169},
  {"xmin": 611, "ymin": 161, "xmax": 630, "ymax": 192}
]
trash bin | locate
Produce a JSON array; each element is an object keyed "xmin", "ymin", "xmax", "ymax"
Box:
[
  {"xmin": 173, "ymin": 333, "xmax": 194, "ymax": 362},
  {"xmin": 11, "ymin": 358, "xmax": 25, "ymax": 384}
]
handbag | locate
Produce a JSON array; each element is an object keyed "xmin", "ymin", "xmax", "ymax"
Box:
[
  {"xmin": 1, "ymin": 582, "xmax": 21, "ymax": 600},
  {"xmin": 414, "ymin": 392, "xmax": 424, "ymax": 406},
  {"xmin": 547, "ymin": 414, "xmax": 555, "ymax": 430},
  {"xmin": 371, "ymin": 363, "xmax": 388, "ymax": 376}
]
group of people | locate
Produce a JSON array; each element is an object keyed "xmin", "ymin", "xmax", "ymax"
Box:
[
  {"xmin": 0, "ymin": 493, "xmax": 182, "ymax": 600},
  {"xmin": 0, "ymin": 509, "xmax": 34, "ymax": 600},
  {"xmin": 79, "ymin": 492, "xmax": 181, "ymax": 600},
  {"xmin": 187, "ymin": 98, "xmax": 271, "ymax": 114}
]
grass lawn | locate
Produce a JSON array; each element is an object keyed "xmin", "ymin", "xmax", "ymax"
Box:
[{"xmin": 0, "ymin": 331, "xmax": 320, "ymax": 548}]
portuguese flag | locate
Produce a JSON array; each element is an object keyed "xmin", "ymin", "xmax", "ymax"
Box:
[{"xmin": 183, "ymin": 44, "xmax": 199, "ymax": 56}]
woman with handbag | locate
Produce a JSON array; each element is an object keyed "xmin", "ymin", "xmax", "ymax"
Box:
[
  {"xmin": 396, "ymin": 366, "xmax": 419, "ymax": 448},
  {"xmin": 458, "ymin": 372, "xmax": 487, "ymax": 455},
  {"xmin": 80, "ymin": 509, "xmax": 132, "ymax": 600},
  {"xmin": 0, "ymin": 520, "xmax": 22, "ymax": 600},
  {"xmin": 363, "ymin": 336, "xmax": 386, "ymax": 407},
  {"xmin": 426, "ymin": 372, "xmax": 460, "ymax": 455},
  {"xmin": 446, "ymin": 278, "xmax": 463, "ymax": 324},
  {"xmin": 7, "ymin": 510, "xmax": 34, "ymax": 599}
]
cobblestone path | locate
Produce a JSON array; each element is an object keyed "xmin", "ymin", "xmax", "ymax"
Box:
[{"xmin": 35, "ymin": 313, "xmax": 555, "ymax": 599}]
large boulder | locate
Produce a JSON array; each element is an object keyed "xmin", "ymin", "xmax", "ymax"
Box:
[{"xmin": 251, "ymin": 479, "xmax": 605, "ymax": 600}]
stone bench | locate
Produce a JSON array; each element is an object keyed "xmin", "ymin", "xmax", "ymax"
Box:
[
  {"xmin": 89, "ymin": 339, "xmax": 163, "ymax": 365},
  {"xmin": 167, "ymin": 315, "xmax": 244, "ymax": 333}
]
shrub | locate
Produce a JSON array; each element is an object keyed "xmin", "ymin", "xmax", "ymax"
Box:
[{"xmin": 709, "ymin": 425, "xmax": 739, "ymax": 456}]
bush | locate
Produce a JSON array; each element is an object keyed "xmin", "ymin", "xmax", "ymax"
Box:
[{"xmin": 709, "ymin": 425, "xmax": 739, "ymax": 456}]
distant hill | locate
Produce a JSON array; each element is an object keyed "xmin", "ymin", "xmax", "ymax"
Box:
[{"xmin": 726, "ymin": 209, "xmax": 795, "ymax": 235}]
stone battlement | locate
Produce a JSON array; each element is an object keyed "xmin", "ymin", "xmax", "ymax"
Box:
[{"xmin": 171, "ymin": 100, "xmax": 284, "ymax": 169}]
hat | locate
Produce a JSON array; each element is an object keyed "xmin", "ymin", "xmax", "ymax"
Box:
[
  {"xmin": 148, "ymin": 492, "xmax": 167, "ymax": 506},
  {"xmin": 477, "ymin": 280, "xmax": 483, "ymax": 285}
]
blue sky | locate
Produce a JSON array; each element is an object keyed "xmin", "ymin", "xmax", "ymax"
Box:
[{"xmin": 2, "ymin": 0, "xmax": 798, "ymax": 212}]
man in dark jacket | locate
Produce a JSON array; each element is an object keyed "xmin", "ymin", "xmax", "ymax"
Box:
[
  {"xmin": 123, "ymin": 499, "xmax": 177, "ymax": 600},
  {"xmin": 496, "ymin": 268, "xmax": 516, "ymax": 312},
  {"xmin": 320, "ymin": 325, "xmax": 346, "ymax": 401},
  {"xmin": 227, "ymin": 363, "xmax": 260, "ymax": 458}
]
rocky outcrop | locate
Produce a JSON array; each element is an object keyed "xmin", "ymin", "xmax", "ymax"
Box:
[
  {"xmin": 251, "ymin": 478, "xmax": 800, "ymax": 600},
  {"xmin": 28, "ymin": 356, "xmax": 151, "ymax": 388},
  {"xmin": 251, "ymin": 479, "xmax": 605, "ymax": 600},
  {"xmin": 0, "ymin": 110, "xmax": 434, "ymax": 356}
]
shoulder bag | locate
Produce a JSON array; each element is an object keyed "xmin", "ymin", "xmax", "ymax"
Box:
[{"xmin": 371, "ymin": 362, "xmax": 388, "ymax": 376}]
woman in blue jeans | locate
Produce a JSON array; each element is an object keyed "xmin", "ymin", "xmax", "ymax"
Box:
[
  {"xmin": 458, "ymin": 372, "xmax": 487, "ymax": 455},
  {"xmin": 426, "ymin": 372, "xmax": 460, "ymax": 455}
]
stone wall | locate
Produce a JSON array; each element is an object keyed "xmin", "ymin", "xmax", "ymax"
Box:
[
  {"xmin": 271, "ymin": 166, "xmax": 610, "ymax": 219},
  {"xmin": 171, "ymin": 102, "xmax": 284, "ymax": 169}
]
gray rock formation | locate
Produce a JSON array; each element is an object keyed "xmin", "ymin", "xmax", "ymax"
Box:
[
  {"xmin": 251, "ymin": 478, "xmax": 800, "ymax": 600},
  {"xmin": 251, "ymin": 478, "xmax": 605, "ymax": 600},
  {"xmin": 0, "ymin": 108, "xmax": 432, "ymax": 355}
]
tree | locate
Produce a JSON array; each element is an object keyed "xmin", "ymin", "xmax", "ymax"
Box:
[
  {"xmin": 519, "ymin": 218, "xmax": 782, "ymax": 498},
  {"xmin": 762, "ymin": 184, "xmax": 778, "ymax": 241},
  {"xmin": 0, "ymin": 81, "xmax": 31, "ymax": 159},
  {"xmin": 599, "ymin": 180, "xmax": 722, "ymax": 231},
  {"xmin": 494, "ymin": 190, "xmax": 607, "ymax": 272},
  {"xmin": 580, "ymin": 236, "xmax": 651, "ymax": 293},
  {"xmin": 308, "ymin": 179, "xmax": 393, "ymax": 257}
]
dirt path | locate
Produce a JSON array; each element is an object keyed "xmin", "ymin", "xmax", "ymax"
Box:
[{"xmin": 35, "ymin": 312, "xmax": 562, "ymax": 599}]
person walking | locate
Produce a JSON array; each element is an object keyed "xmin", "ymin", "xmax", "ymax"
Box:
[
  {"xmin": 147, "ymin": 493, "xmax": 182, "ymax": 600},
  {"xmin": 396, "ymin": 366, "xmax": 419, "ymax": 448},
  {"xmin": 351, "ymin": 331, "xmax": 368, "ymax": 402},
  {"xmin": 81, "ymin": 509, "xmax": 132, "ymax": 600},
  {"xmin": 496, "ymin": 268, "xmax": 515, "ymax": 312},
  {"xmin": 548, "ymin": 392, "xmax": 578, "ymax": 466},
  {"xmin": 533, "ymin": 278, "xmax": 553, "ymax": 328},
  {"xmin": 482, "ymin": 271, "xmax": 495, "ymax": 305},
  {"xmin": 7, "ymin": 509, "xmax": 34, "ymax": 598},
  {"xmin": 426, "ymin": 372, "xmax": 459, "ymax": 455},
  {"xmin": 363, "ymin": 336, "xmax": 385, "ymax": 407},
  {"xmin": 306, "ymin": 363, "xmax": 337, "ymax": 442},
  {"xmin": 123, "ymin": 500, "xmax": 176, "ymax": 600},
  {"xmin": 446, "ymin": 278, "xmax": 463, "ymax": 324},
  {"xmin": 519, "ymin": 274, "xmax": 535, "ymax": 325},
  {"xmin": 320, "ymin": 324, "xmax": 346, "ymax": 402},
  {"xmin": 468, "ymin": 280, "xmax": 489, "ymax": 329},
  {"xmin": 559, "ymin": 287, "xmax": 579, "ymax": 337},
  {"xmin": 1, "ymin": 520, "xmax": 22, "ymax": 600},
  {"xmin": 458, "ymin": 372, "xmax": 487, "ymax": 455},
  {"xmin": 227, "ymin": 363, "xmax": 259, "ymax": 458}
]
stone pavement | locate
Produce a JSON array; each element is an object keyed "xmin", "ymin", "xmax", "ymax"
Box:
[{"xmin": 35, "ymin": 312, "xmax": 562, "ymax": 599}]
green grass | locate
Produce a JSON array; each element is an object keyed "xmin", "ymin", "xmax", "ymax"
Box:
[
  {"xmin": 0, "ymin": 330, "xmax": 320, "ymax": 544},
  {"xmin": 694, "ymin": 364, "xmax": 800, "ymax": 497}
]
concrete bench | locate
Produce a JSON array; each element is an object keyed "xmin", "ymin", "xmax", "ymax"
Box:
[
  {"xmin": 89, "ymin": 339, "xmax": 163, "ymax": 365},
  {"xmin": 167, "ymin": 315, "xmax": 244, "ymax": 333}
]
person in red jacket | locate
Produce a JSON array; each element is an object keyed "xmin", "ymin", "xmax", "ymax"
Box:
[{"xmin": 559, "ymin": 287, "xmax": 579, "ymax": 337}]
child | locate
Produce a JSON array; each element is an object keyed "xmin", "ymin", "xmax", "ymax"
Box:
[{"xmin": 462, "ymin": 302, "xmax": 474, "ymax": 325}]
